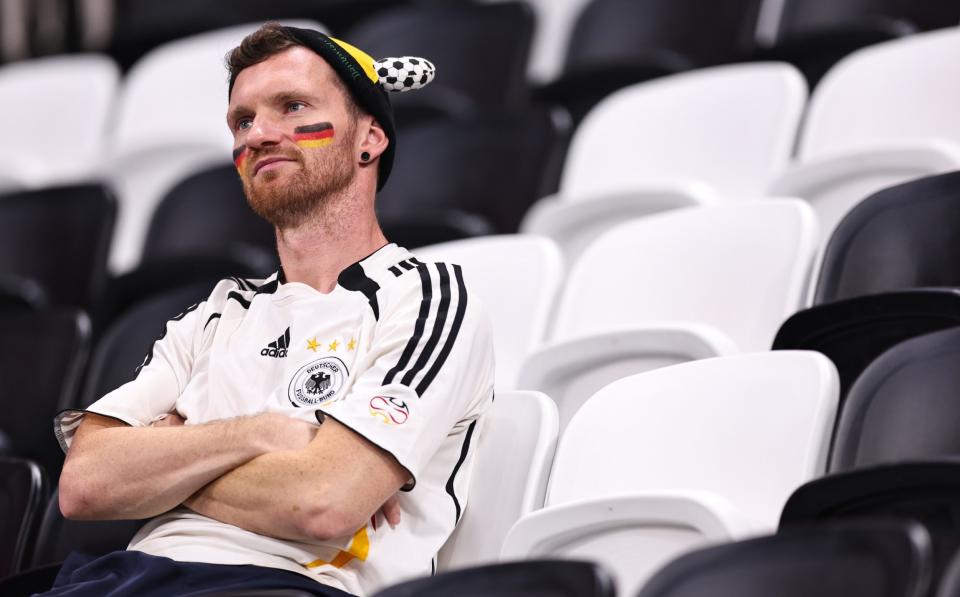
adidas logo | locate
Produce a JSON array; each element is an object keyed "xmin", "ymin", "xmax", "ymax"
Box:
[{"xmin": 261, "ymin": 327, "xmax": 290, "ymax": 358}]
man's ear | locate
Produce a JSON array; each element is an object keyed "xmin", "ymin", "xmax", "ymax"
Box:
[{"xmin": 358, "ymin": 117, "xmax": 389, "ymax": 162}]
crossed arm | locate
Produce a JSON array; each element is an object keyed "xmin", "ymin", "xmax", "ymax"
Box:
[{"xmin": 59, "ymin": 411, "xmax": 408, "ymax": 542}]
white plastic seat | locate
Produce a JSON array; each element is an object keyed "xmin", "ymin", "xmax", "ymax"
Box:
[
  {"xmin": 415, "ymin": 235, "xmax": 563, "ymax": 390},
  {"xmin": 770, "ymin": 28, "xmax": 960, "ymax": 247},
  {"xmin": 0, "ymin": 54, "xmax": 119, "ymax": 188},
  {"xmin": 437, "ymin": 390, "xmax": 558, "ymax": 571},
  {"xmin": 521, "ymin": 63, "xmax": 807, "ymax": 264},
  {"xmin": 105, "ymin": 20, "xmax": 326, "ymax": 272},
  {"xmin": 503, "ymin": 351, "xmax": 839, "ymax": 595},
  {"xmin": 518, "ymin": 199, "xmax": 817, "ymax": 429}
]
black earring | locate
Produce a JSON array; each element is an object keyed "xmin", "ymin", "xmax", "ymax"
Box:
[{"xmin": 360, "ymin": 151, "xmax": 371, "ymax": 162}]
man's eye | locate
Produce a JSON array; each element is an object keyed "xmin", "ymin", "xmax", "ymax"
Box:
[
  {"xmin": 287, "ymin": 102, "xmax": 306, "ymax": 113},
  {"xmin": 236, "ymin": 118, "xmax": 253, "ymax": 131}
]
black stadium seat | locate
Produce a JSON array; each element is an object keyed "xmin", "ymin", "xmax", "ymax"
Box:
[
  {"xmin": 0, "ymin": 185, "xmax": 115, "ymax": 311},
  {"xmin": 346, "ymin": 3, "xmax": 535, "ymax": 124},
  {"xmin": 0, "ymin": 309, "xmax": 90, "ymax": 478},
  {"xmin": 0, "ymin": 458, "xmax": 47, "ymax": 579},
  {"xmin": 536, "ymin": 0, "xmax": 762, "ymax": 124},
  {"xmin": 772, "ymin": 289, "xmax": 960, "ymax": 409},
  {"xmin": 815, "ymin": 171, "xmax": 960, "ymax": 305},
  {"xmin": 372, "ymin": 560, "xmax": 615, "ymax": 597},
  {"xmin": 376, "ymin": 107, "xmax": 571, "ymax": 234},
  {"xmin": 638, "ymin": 521, "xmax": 931, "ymax": 597},
  {"xmin": 755, "ymin": 0, "xmax": 960, "ymax": 87}
]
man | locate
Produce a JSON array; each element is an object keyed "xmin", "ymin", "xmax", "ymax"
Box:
[{"xmin": 44, "ymin": 23, "xmax": 494, "ymax": 597}]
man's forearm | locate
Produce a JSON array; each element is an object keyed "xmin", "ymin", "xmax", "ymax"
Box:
[
  {"xmin": 185, "ymin": 417, "xmax": 409, "ymax": 543},
  {"xmin": 59, "ymin": 413, "xmax": 316, "ymax": 520}
]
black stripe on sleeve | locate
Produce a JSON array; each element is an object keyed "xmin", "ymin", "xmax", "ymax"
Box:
[
  {"xmin": 204, "ymin": 313, "xmax": 221, "ymax": 330},
  {"xmin": 398, "ymin": 259, "xmax": 415, "ymax": 271},
  {"xmin": 445, "ymin": 419, "xmax": 477, "ymax": 524},
  {"xmin": 401, "ymin": 264, "xmax": 451, "ymax": 388},
  {"xmin": 388, "ymin": 265, "xmax": 403, "ymax": 277},
  {"xmin": 226, "ymin": 291, "xmax": 251, "ymax": 309},
  {"xmin": 415, "ymin": 264, "xmax": 468, "ymax": 397},
  {"xmin": 138, "ymin": 302, "xmax": 201, "ymax": 372},
  {"xmin": 382, "ymin": 265, "xmax": 433, "ymax": 385}
]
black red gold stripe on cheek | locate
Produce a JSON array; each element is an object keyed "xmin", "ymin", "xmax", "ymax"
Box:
[
  {"xmin": 294, "ymin": 122, "xmax": 334, "ymax": 148},
  {"xmin": 233, "ymin": 145, "xmax": 247, "ymax": 171}
]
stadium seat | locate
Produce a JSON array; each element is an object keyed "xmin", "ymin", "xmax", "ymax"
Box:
[
  {"xmin": 0, "ymin": 185, "xmax": 115, "ymax": 310},
  {"xmin": 0, "ymin": 458, "xmax": 47, "ymax": 578},
  {"xmin": 0, "ymin": 310, "xmax": 90, "ymax": 478},
  {"xmin": 437, "ymin": 391, "xmax": 558, "ymax": 571},
  {"xmin": 416, "ymin": 236, "xmax": 562, "ymax": 390},
  {"xmin": 105, "ymin": 20, "xmax": 325, "ymax": 273},
  {"xmin": 346, "ymin": 3, "xmax": 535, "ymax": 123},
  {"xmin": 637, "ymin": 521, "xmax": 931, "ymax": 597},
  {"xmin": 829, "ymin": 326, "xmax": 960, "ymax": 472},
  {"xmin": 772, "ymin": 289, "xmax": 960, "ymax": 409},
  {"xmin": 522, "ymin": 63, "xmax": 807, "ymax": 264},
  {"xmin": 814, "ymin": 171, "xmax": 960, "ymax": 305},
  {"xmin": 380, "ymin": 211, "xmax": 497, "ymax": 250},
  {"xmin": 938, "ymin": 548, "xmax": 960, "ymax": 597},
  {"xmin": 372, "ymin": 560, "xmax": 615, "ymax": 597},
  {"xmin": 375, "ymin": 107, "xmax": 572, "ymax": 234},
  {"xmin": 141, "ymin": 163, "xmax": 275, "ymax": 266},
  {"xmin": 79, "ymin": 282, "xmax": 218, "ymax": 408},
  {"xmin": 518, "ymin": 200, "xmax": 817, "ymax": 428},
  {"xmin": 769, "ymin": 29, "xmax": 960, "ymax": 247},
  {"xmin": 755, "ymin": 0, "xmax": 960, "ymax": 87},
  {"xmin": 0, "ymin": 275, "xmax": 47, "ymax": 312},
  {"xmin": 0, "ymin": 54, "xmax": 118, "ymax": 188},
  {"xmin": 107, "ymin": 0, "xmax": 395, "ymax": 69},
  {"xmin": 781, "ymin": 462, "xmax": 960, "ymax": 595},
  {"xmin": 535, "ymin": 0, "xmax": 763, "ymax": 123},
  {"xmin": 503, "ymin": 351, "xmax": 838, "ymax": 595}
]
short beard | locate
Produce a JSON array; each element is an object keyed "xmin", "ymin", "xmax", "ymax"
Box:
[{"xmin": 242, "ymin": 140, "xmax": 355, "ymax": 230}]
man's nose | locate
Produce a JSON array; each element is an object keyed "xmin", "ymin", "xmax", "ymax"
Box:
[{"xmin": 245, "ymin": 117, "xmax": 284, "ymax": 149}]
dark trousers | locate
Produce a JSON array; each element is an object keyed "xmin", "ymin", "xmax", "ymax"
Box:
[{"xmin": 36, "ymin": 550, "xmax": 355, "ymax": 596}]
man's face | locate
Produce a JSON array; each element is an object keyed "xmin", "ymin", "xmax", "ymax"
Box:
[{"xmin": 227, "ymin": 46, "xmax": 358, "ymax": 228}]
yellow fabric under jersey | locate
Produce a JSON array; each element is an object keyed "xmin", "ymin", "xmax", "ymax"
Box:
[{"xmin": 54, "ymin": 243, "xmax": 495, "ymax": 596}]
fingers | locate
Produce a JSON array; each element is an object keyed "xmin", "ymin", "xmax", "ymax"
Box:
[
  {"xmin": 381, "ymin": 494, "xmax": 401, "ymax": 528},
  {"xmin": 150, "ymin": 412, "xmax": 185, "ymax": 427}
]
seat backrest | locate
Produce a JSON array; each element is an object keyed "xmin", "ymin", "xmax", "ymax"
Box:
[
  {"xmin": 550, "ymin": 201, "xmax": 817, "ymax": 352},
  {"xmin": 831, "ymin": 326, "xmax": 960, "ymax": 472},
  {"xmin": 815, "ymin": 171, "xmax": 960, "ymax": 304},
  {"xmin": 346, "ymin": 3, "xmax": 534, "ymax": 114},
  {"xmin": 106, "ymin": 20, "xmax": 324, "ymax": 272},
  {"xmin": 437, "ymin": 391, "xmax": 558, "ymax": 570},
  {"xmin": 372, "ymin": 560, "xmax": 615, "ymax": 597},
  {"xmin": 0, "ymin": 54, "xmax": 119, "ymax": 187},
  {"xmin": 142, "ymin": 163, "xmax": 275, "ymax": 263},
  {"xmin": 0, "ymin": 184, "xmax": 116, "ymax": 309},
  {"xmin": 0, "ymin": 458, "xmax": 46, "ymax": 577},
  {"xmin": 565, "ymin": 0, "xmax": 761, "ymax": 72},
  {"xmin": 375, "ymin": 107, "xmax": 571, "ymax": 233},
  {"xmin": 773, "ymin": 289, "xmax": 960, "ymax": 405},
  {"xmin": 637, "ymin": 521, "xmax": 931, "ymax": 597},
  {"xmin": 79, "ymin": 282, "xmax": 216, "ymax": 408},
  {"xmin": 415, "ymin": 236, "xmax": 563, "ymax": 389},
  {"xmin": 0, "ymin": 310, "xmax": 89, "ymax": 478},
  {"xmin": 560, "ymin": 63, "xmax": 806, "ymax": 200},
  {"xmin": 776, "ymin": 0, "xmax": 960, "ymax": 42},
  {"xmin": 547, "ymin": 352, "xmax": 838, "ymax": 528},
  {"xmin": 29, "ymin": 487, "xmax": 145, "ymax": 569},
  {"xmin": 799, "ymin": 28, "xmax": 960, "ymax": 161}
]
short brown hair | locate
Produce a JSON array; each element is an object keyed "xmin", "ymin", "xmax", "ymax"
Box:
[{"xmin": 226, "ymin": 22, "xmax": 360, "ymax": 118}]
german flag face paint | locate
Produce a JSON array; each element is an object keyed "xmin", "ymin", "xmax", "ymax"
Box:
[
  {"xmin": 233, "ymin": 145, "xmax": 247, "ymax": 173},
  {"xmin": 294, "ymin": 122, "xmax": 334, "ymax": 149}
]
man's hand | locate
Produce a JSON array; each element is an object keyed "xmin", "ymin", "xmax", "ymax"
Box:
[{"xmin": 150, "ymin": 412, "xmax": 185, "ymax": 427}]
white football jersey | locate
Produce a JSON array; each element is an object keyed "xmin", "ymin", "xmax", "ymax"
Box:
[{"xmin": 55, "ymin": 243, "xmax": 495, "ymax": 596}]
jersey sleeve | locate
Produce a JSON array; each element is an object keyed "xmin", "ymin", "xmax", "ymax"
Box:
[
  {"xmin": 318, "ymin": 262, "xmax": 495, "ymax": 488},
  {"xmin": 54, "ymin": 282, "xmax": 227, "ymax": 452}
]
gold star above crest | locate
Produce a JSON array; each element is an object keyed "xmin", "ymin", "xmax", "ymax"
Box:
[
  {"xmin": 328, "ymin": 339, "xmax": 339, "ymax": 352},
  {"xmin": 306, "ymin": 338, "xmax": 319, "ymax": 352},
  {"xmin": 347, "ymin": 338, "xmax": 357, "ymax": 351}
]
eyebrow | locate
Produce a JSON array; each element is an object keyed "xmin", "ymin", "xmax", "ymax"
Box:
[{"xmin": 226, "ymin": 90, "xmax": 315, "ymax": 126}]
